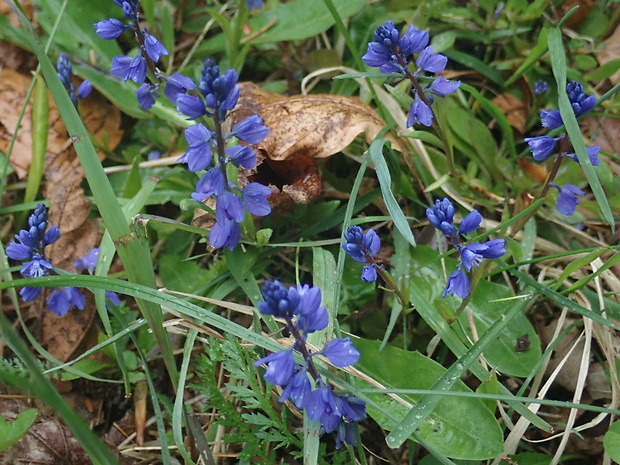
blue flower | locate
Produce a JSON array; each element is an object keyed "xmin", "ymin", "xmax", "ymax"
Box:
[
  {"xmin": 524, "ymin": 135, "xmax": 560, "ymax": 161},
  {"xmin": 176, "ymin": 94, "xmax": 208, "ymax": 120},
  {"xmin": 253, "ymin": 350, "xmax": 296, "ymax": 386},
  {"xmin": 459, "ymin": 239, "xmax": 506, "ymax": 272},
  {"xmin": 143, "ymin": 32, "xmax": 168, "ymax": 62},
  {"xmin": 426, "ymin": 198, "xmax": 456, "ymax": 236},
  {"xmin": 442, "ymin": 268, "xmax": 470, "ymax": 298},
  {"xmin": 93, "ymin": 18, "xmax": 127, "ymax": 39},
  {"xmin": 534, "ymin": 80, "xmax": 548, "ymax": 95},
  {"xmin": 279, "ymin": 367, "xmax": 312, "ymax": 408},
  {"xmin": 198, "ymin": 60, "xmax": 240, "ymax": 119},
  {"xmin": 342, "ymin": 225, "xmax": 381, "ymax": 282},
  {"xmin": 407, "ymin": 98, "xmax": 433, "ymax": 127},
  {"xmin": 567, "ymin": 81, "xmax": 595, "ymax": 117},
  {"xmin": 21, "ymin": 254, "xmax": 53, "ymax": 278},
  {"xmin": 74, "ymin": 248, "xmax": 100, "ymax": 274},
  {"xmin": 305, "ymin": 384, "xmax": 341, "ymax": 430},
  {"xmin": 191, "ymin": 168, "xmax": 225, "ymax": 202},
  {"xmin": 47, "ymin": 287, "xmax": 85, "ymax": 317},
  {"xmin": 428, "ymin": 76, "xmax": 460, "ymax": 97},
  {"xmin": 56, "ymin": 52, "xmax": 91, "ymax": 104},
  {"xmin": 179, "ymin": 124, "xmax": 215, "ymax": 172},
  {"xmin": 209, "ymin": 215, "xmax": 241, "ymax": 250},
  {"xmin": 553, "ymin": 183, "xmax": 584, "ymax": 216},
  {"xmin": 295, "ymin": 284, "xmax": 328, "ymax": 333},
  {"xmin": 164, "ymin": 74, "xmax": 196, "ymax": 102},
  {"xmin": 563, "ymin": 145, "xmax": 600, "ymax": 166},
  {"xmin": 362, "ymin": 21, "xmax": 428, "ymax": 74},
  {"xmin": 415, "ymin": 46, "xmax": 447, "ymax": 74},
  {"xmin": 540, "ymin": 110, "xmax": 563, "ymax": 129},
  {"xmin": 76, "ymin": 81, "xmax": 92, "ymax": 99},
  {"xmin": 135, "ymin": 83, "xmax": 159, "ymax": 110},
  {"xmin": 459, "ymin": 210, "xmax": 482, "ymax": 235},
  {"xmin": 258, "ymin": 280, "xmax": 299, "ymax": 318},
  {"xmin": 246, "ymin": 0, "xmax": 263, "ymax": 10},
  {"xmin": 111, "ymin": 55, "xmax": 147, "ymax": 83},
  {"xmin": 229, "ymin": 115, "xmax": 269, "ymax": 144},
  {"xmin": 226, "ymin": 145, "xmax": 256, "ymax": 169},
  {"xmin": 322, "ymin": 337, "xmax": 360, "ymax": 367},
  {"xmin": 242, "ymin": 183, "xmax": 272, "ymax": 216}
]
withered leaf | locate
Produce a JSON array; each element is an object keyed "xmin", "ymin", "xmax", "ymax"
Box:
[
  {"xmin": 491, "ymin": 93, "xmax": 527, "ymax": 134},
  {"xmin": 230, "ymin": 82, "xmax": 403, "ymax": 161}
]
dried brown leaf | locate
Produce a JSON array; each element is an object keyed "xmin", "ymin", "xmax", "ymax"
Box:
[{"xmin": 492, "ymin": 93, "xmax": 527, "ymax": 134}]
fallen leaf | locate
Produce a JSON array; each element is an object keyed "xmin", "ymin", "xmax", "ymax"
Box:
[
  {"xmin": 581, "ymin": 115, "xmax": 620, "ymax": 155},
  {"xmin": 597, "ymin": 20, "xmax": 620, "ymax": 85},
  {"xmin": 231, "ymin": 82, "xmax": 402, "ymax": 162},
  {"xmin": 491, "ymin": 93, "xmax": 527, "ymax": 134}
]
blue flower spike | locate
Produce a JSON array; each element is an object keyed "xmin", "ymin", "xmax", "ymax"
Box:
[
  {"xmin": 362, "ymin": 20, "xmax": 460, "ymax": 127},
  {"xmin": 426, "ymin": 197, "xmax": 506, "ymax": 299},
  {"xmin": 6, "ymin": 203, "xmax": 85, "ymax": 315},
  {"xmin": 254, "ymin": 280, "xmax": 366, "ymax": 448},
  {"xmin": 342, "ymin": 225, "xmax": 381, "ymax": 282}
]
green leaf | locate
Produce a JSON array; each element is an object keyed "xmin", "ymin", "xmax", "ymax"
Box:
[
  {"xmin": 247, "ymin": 0, "xmax": 368, "ymax": 44},
  {"xmin": 604, "ymin": 421, "xmax": 620, "ymax": 462},
  {"xmin": 355, "ymin": 338, "xmax": 503, "ymax": 460},
  {"xmin": 61, "ymin": 359, "xmax": 111, "ymax": 381},
  {"xmin": 547, "ymin": 27, "xmax": 614, "ymax": 231},
  {"xmin": 0, "ymin": 409, "xmax": 38, "ymax": 451},
  {"xmin": 369, "ymin": 139, "xmax": 416, "ymax": 246},
  {"xmin": 584, "ymin": 58, "xmax": 620, "ymax": 82},
  {"xmin": 443, "ymin": 50, "xmax": 503, "ymax": 86}
]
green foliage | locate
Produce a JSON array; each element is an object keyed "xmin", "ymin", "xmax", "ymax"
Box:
[
  {"xmin": 0, "ymin": 409, "xmax": 38, "ymax": 451},
  {"xmin": 191, "ymin": 336, "xmax": 302, "ymax": 462}
]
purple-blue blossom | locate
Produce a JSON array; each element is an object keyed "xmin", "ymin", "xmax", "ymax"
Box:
[
  {"xmin": 47, "ymin": 287, "xmax": 85, "ymax": 317},
  {"xmin": 93, "ymin": 18, "xmax": 127, "ymax": 39},
  {"xmin": 254, "ymin": 280, "xmax": 365, "ymax": 448},
  {"xmin": 342, "ymin": 225, "xmax": 381, "ymax": 282},
  {"xmin": 56, "ymin": 52, "xmax": 91, "ymax": 104},
  {"xmin": 524, "ymin": 135, "xmax": 561, "ymax": 161},
  {"xmin": 246, "ymin": 0, "xmax": 263, "ymax": 10},
  {"xmin": 111, "ymin": 55, "xmax": 147, "ymax": 83},
  {"xmin": 534, "ymin": 80, "xmax": 548, "ymax": 95},
  {"xmin": 442, "ymin": 268, "xmax": 470, "ymax": 298},
  {"xmin": 135, "ymin": 83, "xmax": 159, "ymax": 110},
  {"xmin": 553, "ymin": 183, "xmax": 584, "ymax": 216},
  {"xmin": 564, "ymin": 145, "xmax": 600, "ymax": 166}
]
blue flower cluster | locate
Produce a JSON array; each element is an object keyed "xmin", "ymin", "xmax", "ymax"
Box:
[
  {"xmin": 56, "ymin": 52, "xmax": 91, "ymax": 105},
  {"xmin": 170, "ymin": 59, "xmax": 271, "ymax": 250},
  {"xmin": 534, "ymin": 79, "xmax": 548, "ymax": 96},
  {"xmin": 6, "ymin": 205, "xmax": 121, "ymax": 315},
  {"xmin": 254, "ymin": 280, "xmax": 366, "ymax": 448},
  {"xmin": 94, "ymin": 0, "xmax": 168, "ymax": 109},
  {"xmin": 362, "ymin": 20, "xmax": 460, "ymax": 127},
  {"xmin": 524, "ymin": 81, "xmax": 599, "ymax": 216},
  {"xmin": 342, "ymin": 225, "xmax": 381, "ymax": 282},
  {"xmin": 426, "ymin": 198, "xmax": 506, "ymax": 299},
  {"xmin": 6, "ymin": 204, "xmax": 84, "ymax": 316}
]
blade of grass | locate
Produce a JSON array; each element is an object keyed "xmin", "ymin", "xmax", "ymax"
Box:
[
  {"xmin": 8, "ymin": 0, "xmax": 179, "ymax": 388},
  {"xmin": 547, "ymin": 26, "xmax": 614, "ymax": 232}
]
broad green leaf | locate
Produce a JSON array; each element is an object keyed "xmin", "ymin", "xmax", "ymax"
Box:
[
  {"xmin": 0, "ymin": 409, "xmax": 37, "ymax": 451},
  {"xmin": 248, "ymin": 0, "xmax": 368, "ymax": 44},
  {"xmin": 411, "ymin": 246, "xmax": 542, "ymax": 377},
  {"xmin": 508, "ymin": 453, "xmax": 552, "ymax": 465},
  {"xmin": 604, "ymin": 420, "xmax": 620, "ymax": 462},
  {"xmin": 61, "ymin": 359, "xmax": 111, "ymax": 381},
  {"xmin": 355, "ymin": 338, "xmax": 503, "ymax": 460}
]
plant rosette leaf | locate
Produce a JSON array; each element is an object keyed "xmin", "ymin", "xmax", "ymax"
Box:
[
  {"xmin": 355, "ymin": 338, "xmax": 503, "ymax": 460},
  {"xmin": 0, "ymin": 409, "xmax": 38, "ymax": 451},
  {"xmin": 604, "ymin": 420, "xmax": 620, "ymax": 462},
  {"xmin": 411, "ymin": 246, "xmax": 542, "ymax": 377}
]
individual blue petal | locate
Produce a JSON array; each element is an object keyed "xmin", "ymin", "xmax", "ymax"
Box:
[
  {"xmin": 121, "ymin": 1, "xmax": 138, "ymax": 20},
  {"xmin": 226, "ymin": 145, "xmax": 256, "ymax": 169},
  {"xmin": 477, "ymin": 238, "xmax": 506, "ymax": 259},
  {"xmin": 164, "ymin": 74, "xmax": 196, "ymax": 102},
  {"xmin": 242, "ymin": 182, "xmax": 271, "ymax": 216},
  {"xmin": 540, "ymin": 110, "xmax": 563, "ymax": 129},
  {"xmin": 573, "ymin": 94, "xmax": 595, "ymax": 117},
  {"xmin": 442, "ymin": 268, "xmax": 470, "ymax": 298},
  {"xmin": 43, "ymin": 225, "xmax": 60, "ymax": 247},
  {"xmin": 296, "ymin": 284, "xmax": 328, "ymax": 333},
  {"xmin": 554, "ymin": 183, "xmax": 584, "ymax": 216},
  {"xmin": 563, "ymin": 145, "xmax": 600, "ymax": 166},
  {"xmin": 335, "ymin": 421, "xmax": 357, "ymax": 449},
  {"xmin": 20, "ymin": 286, "xmax": 41, "ymax": 301},
  {"xmin": 429, "ymin": 76, "xmax": 460, "ymax": 97},
  {"xmin": 407, "ymin": 99, "xmax": 433, "ymax": 127},
  {"xmin": 361, "ymin": 264, "xmax": 378, "ymax": 282},
  {"xmin": 93, "ymin": 18, "xmax": 126, "ymax": 40},
  {"xmin": 415, "ymin": 46, "xmax": 447, "ymax": 73},
  {"xmin": 230, "ymin": 115, "xmax": 269, "ymax": 144},
  {"xmin": 6, "ymin": 242, "xmax": 32, "ymax": 261},
  {"xmin": 459, "ymin": 209, "xmax": 482, "ymax": 235},
  {"xmin": 364, "ymin": 229, "xmax": 381, "ymax": 256},
  {"xmin": 254, "ymin": 350, "xmax": 296, "ymax": 386},
  {"xmin": 74, "ymin": 248, "xmax": 99, "ymax": 274},
  {"xmin": 135, "ymin": 83, "xmax": 159, "ymax": 110},
  {"xmin": 191, "ymin": 168, "xmax": 225, "ymax": 202},
  {"xmin": 322, "ymin": 337, "xmax": 360, "ymax": 367},
  {"xmin": 524, "ymin": 135, "xmax": 559, "ymax": 161},
  {"xmin": 143, "ymin": 32, "xmax": 168, "ymax": 62},
  {"xmin": 176, "ymin": 94, "xmax": 207, "ymax": 119},
  {"xmin": 209, "ymin": 216, "xmax": 241, "ymax": 250}
]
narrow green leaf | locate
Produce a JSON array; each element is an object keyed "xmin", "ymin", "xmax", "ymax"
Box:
[
  {"xmin": 547, "ymin": 27, "xmax": 614, "ymax": 231},
  {"xmin": 24, "ymin": 78, "xmax": 48, "ymax": 205},
  {"xmin": 505, "ymin": 29, "xmax": 547, "ymax": 88},
  {"xmin": 369, "ymin": 139, "xmax": 416, "ymax": 246}
]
